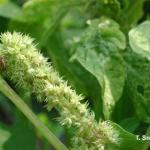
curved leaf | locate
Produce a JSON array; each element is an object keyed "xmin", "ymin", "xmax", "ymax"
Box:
[
  {"xmin": 72, "ymin": 18, "xmax": 126, "ymax": 119},
  {"xmin": 129, "ymin": 21, "xmax": 150, "ymax": 59},
  {"xmin": 124, "ymin": 51, "xmax": 150, "ymax": 123},
  {"xmin": 101, "ymin": 121, "xmax": 147, "ymax": 150}
]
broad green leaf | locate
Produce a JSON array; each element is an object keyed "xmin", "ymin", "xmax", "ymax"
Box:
[
  {"xmin": 123, "ymin": 51, "xmax": 150, "ymax": 123},
  {"xmin": 22, "ymin": 0, "xmax": 69, "ymax": 23},
  {"xmin": 112, "ymin": 85, "xmax": 135, "ymax": 123},
  {"xmin": 72, "ymin": 18, "xmax": 126, "ymax": 119},
  {"xmin": 101, "ymin": 121, "xmax": 147, "ymax": 150},
  {"xmin": 0, "ymin": 1, "xmax": 23, "ymax": 20},
  {"xmin": 129, "ymin": 21, "xmax": 150, "ymax": 59},
  {"xmin": 22, "ymin": 0, "xmax": 54, "ymax": 22},
  {"xmin": 119, "ymin": 117, "xmax": 140, "ymax": 133}
]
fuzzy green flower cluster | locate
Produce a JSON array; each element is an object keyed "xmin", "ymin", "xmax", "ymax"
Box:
[{"xmin": 0, "ymin": 32, "xmax": 114, "ymax": 149}]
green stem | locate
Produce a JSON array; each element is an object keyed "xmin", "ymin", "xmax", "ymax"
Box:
[{"xmin": 0, "ymin": 76, "xmax": 68, "ymax": 150}]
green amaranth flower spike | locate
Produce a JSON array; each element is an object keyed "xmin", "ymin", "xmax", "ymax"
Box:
[
  {"xmin": 0, "ymin": 32, "xmax": 143, "ymax": 150},
  {"xmin": 0, "ymin": 32, "xmax": 109, "ymax": 149}
]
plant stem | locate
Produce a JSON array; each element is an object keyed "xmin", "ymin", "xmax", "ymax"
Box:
[{"xmin": 0, "ymin": 76, "xmax": 68, "ymax": 150}]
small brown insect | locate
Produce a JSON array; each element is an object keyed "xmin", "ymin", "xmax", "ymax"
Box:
[{"xmin": 0, "ymin": 56, "xmax": 6, "ymax": 70}]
